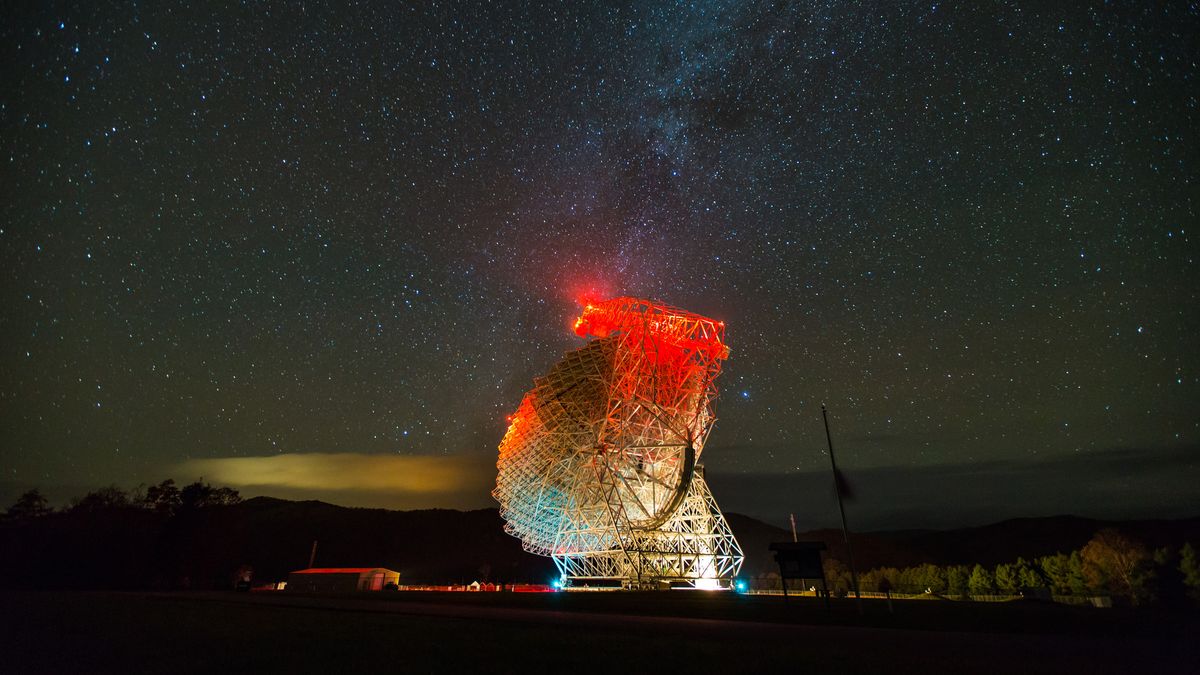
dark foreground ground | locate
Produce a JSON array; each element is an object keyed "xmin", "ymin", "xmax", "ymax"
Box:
[{"xmin": 2, "ymin": 590, "xmax": 1196, "ymax": 674}]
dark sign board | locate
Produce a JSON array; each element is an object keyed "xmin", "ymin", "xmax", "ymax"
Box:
[{"xmin": 768, "ymin": 541, "xmax": 827, "ymax": 579}]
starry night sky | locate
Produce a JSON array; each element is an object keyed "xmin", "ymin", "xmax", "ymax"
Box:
[{"xmin": 2, "ymin": 2, "xmax": 1196, "ymax": 528}]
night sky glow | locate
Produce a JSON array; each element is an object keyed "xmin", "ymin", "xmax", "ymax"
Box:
[{"xmin": 1, "ymin": 2, "xmax": 1196, "ymax": 528}]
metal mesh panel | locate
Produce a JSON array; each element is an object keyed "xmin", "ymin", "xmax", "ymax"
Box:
[{"xmin": 493, "ymin": 297, "xmax": 744, "ymax": 588}]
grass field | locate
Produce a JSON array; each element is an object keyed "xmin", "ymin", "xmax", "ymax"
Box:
[{"xmin": 2, "ymin": 590, "xmax": 1196, "ymax": 674}]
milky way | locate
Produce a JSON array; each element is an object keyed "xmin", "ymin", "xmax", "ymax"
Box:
[{"xmin": 1, "ymin": 2, "xmax": 1195, "ymax": 525}]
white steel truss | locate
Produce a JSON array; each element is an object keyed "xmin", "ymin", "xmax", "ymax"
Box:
[{"xmin": 493, "ymin": 297, "xmax": 744, "ymax": 589}]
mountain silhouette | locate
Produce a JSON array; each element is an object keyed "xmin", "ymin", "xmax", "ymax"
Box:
[{"xmin": 2, "ymin": 496, "xmax": 1196, "ymax": 589}]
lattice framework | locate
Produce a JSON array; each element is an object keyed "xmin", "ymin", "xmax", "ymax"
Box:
[{"xmin": 493, "ymin": 297, "xmax": 744, "ymax": 588}]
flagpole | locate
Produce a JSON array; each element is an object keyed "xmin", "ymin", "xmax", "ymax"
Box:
[{"xmin": 822, "ymin": 403, "xmax": 862, "ymax": 613}]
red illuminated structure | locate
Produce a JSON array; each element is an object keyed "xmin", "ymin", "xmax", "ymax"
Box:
[
  {"xmin": 494, "ymin": 297, "xmax": 744, "ymax": 589},
  {"xmin": 286, "ymin": 568, "xmax": 399, "ymax": 592}
]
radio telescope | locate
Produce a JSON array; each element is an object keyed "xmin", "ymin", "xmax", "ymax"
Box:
[{"xmin": 493, "ymin": 297, "xmax": 744, "ymax": 589}]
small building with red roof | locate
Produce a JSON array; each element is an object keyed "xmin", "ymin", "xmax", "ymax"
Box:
[{"xmin": 286, "ymin": 568, "xmax": 399, "ymax": 592}]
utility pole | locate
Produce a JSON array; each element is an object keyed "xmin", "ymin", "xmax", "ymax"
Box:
[
  {"xmin": 822, "ymin": 403, "xmax": 862, "ymax": 614},
  {"xmin": 308, "ymin": 539, "xmax": 318, "ymax": 568},
  {"xmin": 789, "ymin": 513, "xmax": 799, "ymax": 543}
]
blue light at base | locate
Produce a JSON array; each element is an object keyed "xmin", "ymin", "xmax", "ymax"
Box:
[
  {"xmin": 734, "ymin": 579, "xmax": 748, "ymax": 593},
  {"xmin": 551, "ymin": 578, "xmax": 564, "ymax": 590}
]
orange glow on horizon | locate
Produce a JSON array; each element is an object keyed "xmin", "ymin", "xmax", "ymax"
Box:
[{"xmin": 176, "ymin": 453, "xmax": 482, "ymax": 494}]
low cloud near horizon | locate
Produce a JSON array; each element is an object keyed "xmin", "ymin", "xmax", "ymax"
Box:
[{"xmin": 175, "ymin": 453, "xmax": 496, "ymax": 511}]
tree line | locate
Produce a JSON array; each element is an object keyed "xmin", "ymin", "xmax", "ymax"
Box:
[
  {"xmin": 814, "ymin": 528, "xmax": 1200, "ymax": 606},
  {"xmin": 1, "ymin": 482, "xmax": 555, "ymax": 590},
  {"xmin": 3, "ymin": 479, "xmax": 242, "ymax": 519},
  {"xmin": 7, "ymin": 486, "xmax": 1197, "ymax": 604},
  {"xmin": 1, "ymin": 480, "xmax": 248, "ymax": 590}
]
